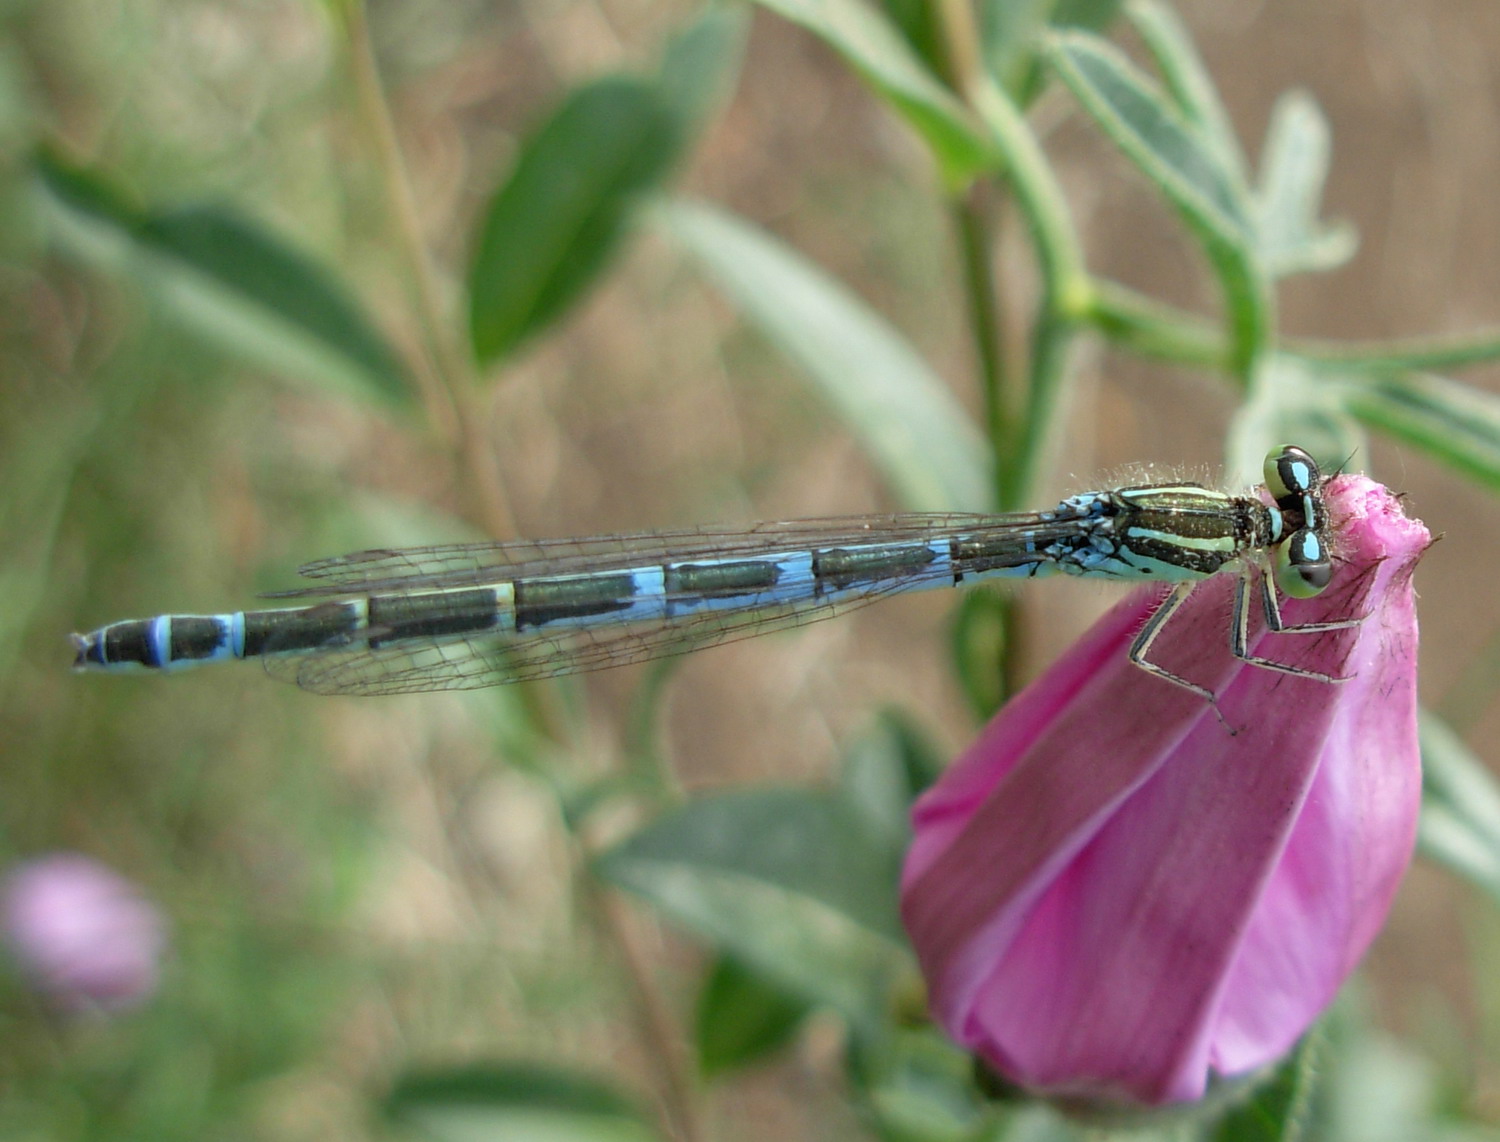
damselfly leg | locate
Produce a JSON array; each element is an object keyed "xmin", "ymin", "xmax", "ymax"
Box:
[{"xmin": 1129, "ymin": 557, "xmax": 1365, "ymax": 726}]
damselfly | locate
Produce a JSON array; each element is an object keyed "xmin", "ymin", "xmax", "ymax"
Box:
[{"xmin": 73, "ymin": 446, "xmax": 1354, "ymax": 699}]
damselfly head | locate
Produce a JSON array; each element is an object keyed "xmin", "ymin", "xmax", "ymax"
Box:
[{"xmin": 1261, "ymin": 446, "xmax": 1334, "ymax": 599}]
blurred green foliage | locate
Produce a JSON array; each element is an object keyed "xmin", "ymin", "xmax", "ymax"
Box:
[{"xmin": 4, "ymin": 1, "xmax": 1500, "ymax": 1140}]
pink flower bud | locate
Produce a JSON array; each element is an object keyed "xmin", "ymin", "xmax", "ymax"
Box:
[
  {"xmin": 901, "ymin": 475, "xmax": 1429, "ymax": 1105},
  {"xmin": 3, "ymin": 853, "xmax": 167, "ymax": 1013}
]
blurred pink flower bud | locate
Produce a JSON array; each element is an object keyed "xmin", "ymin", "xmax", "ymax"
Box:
[
  {"xmin": 3, "ymin": 853, "xmax": 167, "ymax": 1013},
  {"xmin": 901, "ymin": 475, "xmax": 1429, "ymax": 1105}
]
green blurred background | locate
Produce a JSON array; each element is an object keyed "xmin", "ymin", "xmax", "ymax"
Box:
[{"xmin": 2, "ymin": 0, "xmax": 1498, "ymax": 1138}]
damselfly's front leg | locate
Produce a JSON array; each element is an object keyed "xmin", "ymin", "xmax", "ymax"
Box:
[
  {"xmin": 1128, "ymin": 567, "xmax": 1361, "ymax": 728},
  {"xmin": 1229, "ymin": 562, "xmax": 1363, "ymax": 684}
]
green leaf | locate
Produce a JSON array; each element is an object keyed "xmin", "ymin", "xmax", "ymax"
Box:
[
  {"xmin": 851, "ymin": 1028, "xmax": 993, "ymax": 1142},
  {"xmin": 977, "ymin": 0, "xmax": 1055, "ymax": 97},
  {"xmin": 974, "ymin": 0, "xmax": 1125, "ymax": 106},
  {"xmin": 695, "ymin": 956, "xmax": 811, "ymax": 1077},
  {"xmin": 657, "ymin": 6, "xmax": 750, "ymax": 143},
  {"xmin": 1330, "ymin": 368, "xmax": 1500, "ymax": 492},
  {"xmin": 657, "ymin": 199, "xmax": 991, "ymax": 511},
  {"xmin": 595, "ymin": 787, "xmax": 908, "ymax": 1025},
  {"xmin": 382, "ymin": 1063, "xmax": 661, "ymax": 1142},
  {"xmin": 1048, "ymin": 31, "xmax": 1249, "ymax": 242},
  {"xmin": 751, "ymin": 0, "xmax": 998, "ymax": 186},
  {"xmin": 1053, "ymin": 0, "xmax": 1126, "ymax": 32},
  {"xmin": 1126, "ymin": 0, "xmax": 1246, "ymax": 182},
  {"xmin": 34, "ymin": 144, "xmax": 142, "ymax": 234},
  {"xmin": 837, "ymin": 710, "xmax": 945, "ymax": 852},
  {"xmin": 1296, "ymin": 329, "xmax": 1500, "ymax": 373},
  {"xmin": 1418, "ymin": 712, "xmax": 1500, "ymax": 908},
  {"xmin": 1210, "ymin": 1032, "xmax": 1320, "ymax": 1142},
  {"xmin": 1047, "ymin": 31, "xmax": 1268, "ymax": 377},
  {"xmin": 601, "ymin": 788, "xmax": 905, "ymax": 939},
  {"xmin": 1315, "ymin": 1022, "xmax": 1446, "ymax": 1142},
  {"xmin": 1225, "ymin": 355, "xmax": 1365, "ymax": 489},
  {"xmin": 35, "ymin": 149, "xmax": 411, "ymax": 408},
  {"xmin": 877, "ymin": 0, "xmax": 948, "ymax": 81},
  {"xmin": 1254, "ymin": 91, "xmax": 1357, "ymax": 277},
  {"xmin": 468, "ymin": 76, "xmax": 682, "ymax": 367}
]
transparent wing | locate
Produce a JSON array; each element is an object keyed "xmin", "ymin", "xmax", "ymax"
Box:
[
  {"xmin": 265, "ymin": 513, "xmax": 1033, "ymax": 596},
  {"xmin": 263, "ymin": 566, "xmax": 946, "ymax": 696},
  {"xmin": 258, "ymin": 511, "xmax": 1086, "ymax": 696}
]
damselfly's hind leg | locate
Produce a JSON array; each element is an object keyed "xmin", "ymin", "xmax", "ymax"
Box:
[{"xmin": 1128, "ymin": 583, "xmax": 1220, "ymax": 705}]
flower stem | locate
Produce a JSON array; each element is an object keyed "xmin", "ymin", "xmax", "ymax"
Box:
[
  {"xmin": 1088, "ymin": 279, "xmax": 1227, "ymax": 369},
  {"xmin": 953, "ymin": 192, "xmax": 1009, "ymax": 499},
  {"xmin": 968, "ymin": 78, "xmax": 1091, "ymax": 509},
  {"xmin": 342, "ymin": 1, "xmax": 517, "ymax": 541},
  {"xmin": 580, "ymin": 863, "xmax": 706, "ymax": 1142},
  {"xmin": 342, "ymin": 17, "xmax": 702, "ymax": 1132},
  {"xmin": 930, "ymin": 1, "xmax": 1022, "ymax": 701},
  {"xmin": 929, "ymin": 1, "xmax": 1010, "ymax": 510},
  {"xmin": 931, "ymin": 6, "xmax": 1095, "ymax": 702}
]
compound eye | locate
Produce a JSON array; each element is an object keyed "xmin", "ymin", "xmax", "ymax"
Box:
[
  {"xmin": 1263, "ymin": 445, "xmax": 1321, "ymax": 501},
  {"xmin": 1274, "ymin": 528, "xmax": 1332, "ymax": 599}
]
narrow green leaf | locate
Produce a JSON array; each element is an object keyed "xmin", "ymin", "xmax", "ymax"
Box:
[
  {"xmin": 33, "ymin": 144, "xmax": 142, "ymax": 240},
  {"xmin": 1053, "ymin": 0, "xmax": 1126, "ymax": 32},
  {"xmin": 1419, "ymin": 713, "xmax": 1500, "ymax": 908},
  {"xmin": 1331, "ymin": 369, "xmax": 1500, "ymax": 491},
  {"xmin": 1127, "ymin": 0, "xmax": 1246, "ymax": 182},
  {"xmin": 657, "ymin": 6, "xmax": 750, "ymax": 143},
  {"xmin": 1210, "ymin": 1032, "xmax": 1320, "ymax": 1142},
  {"xmin": 1047, "ymin": 32, "xmax": 1267, "ymax": 376},
  {"xmin": 977, "ymin": 0, "xmax": 1055, "ymax": 97},
  {"xmin": 35, "ymin": 149, "xmax": 411, "ymax": 408},
  {"xmin": 978, "ymin": 0, "xmax": 1124, "ymax": 105},
  {"xmin": 382, "ymin": 1063, "xmax": 661, "ymax": 1142},
  {"xmin": 468, "ymin": 76, "xmax": 682, "ymax": 367},
  {"xmin": 751, "ymin": 0, "xmax": 998, "ymax": 186},
  {"xmin": 696, "ymin": 956, "xmax": 810, "ymax": 1076},
  {"xmin": 657, "ymin": 199, "xmax": 991, "ymax": 512},
  {"xmin": 1048, "ymin": 31, "xmax": 1250, "ymax": 243},
  {"xmin": 1254, "ymin": 91, "xmax": 1357, "ymax": 277},
  {"xmin": 878, "ymin": 0, "xmax": 948, "ymax": 81},
  {"xmin": 595, "ymin": 788, "xmax": 908, "ymax": 1024},
  {"xmin": 143, "ymin": 209, "xmax": 409, "ymax": 398},
  {"xmin": 1295, "ymin": 329, "xmax": 1500, "ymax": 373}
]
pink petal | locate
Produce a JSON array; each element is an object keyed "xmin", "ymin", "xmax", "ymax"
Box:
[
  {"xmin": 901, "ymin": 475, "xmax": 1428, "ymax": 1104},
  {"xmin": 3, "ymin": 853, "xmax": 167, "ymax": 1013}
]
